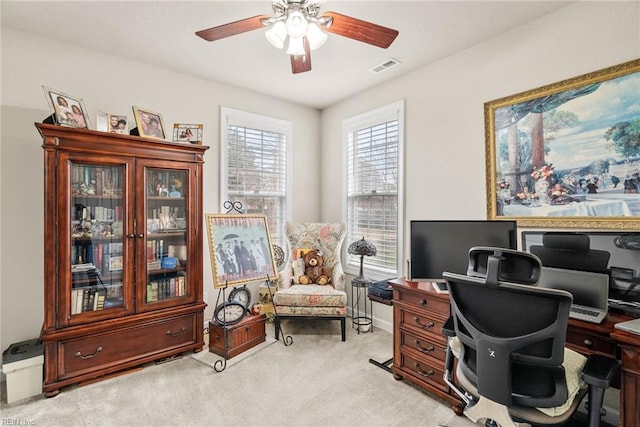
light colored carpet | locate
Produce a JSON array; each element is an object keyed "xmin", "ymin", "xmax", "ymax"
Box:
[
  {"xmin": 192, "ymin": 337, "xmax": 278, "ymax": 370},
  {"xmin": 1, "ymin": 319, "xmax": 476, "ymax": 427}
]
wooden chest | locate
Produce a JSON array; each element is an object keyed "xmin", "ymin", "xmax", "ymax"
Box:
[{"xmin": 209, "ymin": 314, "xmax": 266, "ymax": 359}]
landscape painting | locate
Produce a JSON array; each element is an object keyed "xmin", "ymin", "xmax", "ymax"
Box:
[{"xmin": 485, "ymin": 59, "xmax": 640, "ymax": 229}]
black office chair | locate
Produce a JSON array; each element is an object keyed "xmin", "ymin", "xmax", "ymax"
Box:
[
  {"xmin": 529, "ymin": 232, "xmax": 611, "ymax": 273},
  {"xmin": 442, "ymin": 247, "xmax": 617, "ymax": 427}
]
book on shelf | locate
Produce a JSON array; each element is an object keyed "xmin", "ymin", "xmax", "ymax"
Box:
[
  {"xmin": 104, "ymin": 282, "xmax": 123, "ymax": 299},
  {"xmin": 71, "ymin": 288, "xmax": 108, "ymax": 314},
  {"xmin": 72, "ymin": 165, "xmax": 123, "ymax": 197},
  {"xmin": 84, "ymin": 288, "xmax": 96, "ymax": 312},
  {"xmin": 146, "ymin": 275, "xmax": 187, "ymax": 303},
  {"xmin": 147, "ymin": 240, "xmax": 157, "ymax": 260},
  {"xmin": 95, "ymin": 291, "xmax": 106, "ymax": 310}
]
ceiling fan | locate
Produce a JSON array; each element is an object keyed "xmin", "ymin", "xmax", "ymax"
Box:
[{"xmin": 195, "ymin": 0, "xmax": 399, "ymax": 74}]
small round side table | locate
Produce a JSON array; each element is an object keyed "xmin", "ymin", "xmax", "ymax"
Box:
[{"xmin": 351, "ymin": 278, "xmax": 373, "ymax": 333}]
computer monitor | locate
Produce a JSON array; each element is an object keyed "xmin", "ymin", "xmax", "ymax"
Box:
[{"xmin": 408, "ymin": 220, "xmax": 517, "ymax": 282}]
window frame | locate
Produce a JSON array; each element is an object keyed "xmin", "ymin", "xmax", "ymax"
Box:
[
  {"xmin": 342, "ymin": 100, "xmax": 405, "ymax": 281},
  {"xmin": 219, "ymin": 107, "xmax": 292, "ymax": 250}
]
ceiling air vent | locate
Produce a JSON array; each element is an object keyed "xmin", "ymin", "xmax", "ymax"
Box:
[{"xmin": 370, "ymin": 58, "xmax": 401, "ymax": 74}]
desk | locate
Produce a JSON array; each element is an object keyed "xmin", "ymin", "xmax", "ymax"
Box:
[
  {"xmin": 388, "ymin": 277, "xmax": 640, "ymax": 425},
  {"xmin": 611, "ymin": 327, "xmax": 640, "ymax": 425},
  {"xmin": 389, "ymin": 278, "xmax": 465, "ymax": 414},
  {"xmin": 503, "ymin": 199, "xmax": 632, "ymax": 217}
]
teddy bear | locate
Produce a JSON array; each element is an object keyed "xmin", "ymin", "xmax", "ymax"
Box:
[{"xmin": 298, "ymin": 249, "xmax": 332, "ymax": 285}]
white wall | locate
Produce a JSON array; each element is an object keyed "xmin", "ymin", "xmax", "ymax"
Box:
[
  {"xmin": 324, "ymin": 1, "xmax": 640, "ymax": 328},
  {"xmin": 0, "ymin": 28, "xmax": 320, "ymax": 354},
  {"xmin": 1, "ymin": 1, "xmax": 639, "ymax": 353}
]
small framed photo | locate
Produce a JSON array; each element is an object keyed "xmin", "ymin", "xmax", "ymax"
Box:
[
  {"xmin": 132, "ymin": 106, "xmax": 166, "ymax": 139},
  {"xmin": 96, "ymin": 111, "xmax": 128, "ymax": 134},
  {"xmin": 173, "ymin": 123, "xmax": 203, "ymax": 144},
  {"xmin": 106, "ymin": 254, "xmax": 123, "ymax": 272},
  {"xmin": 43, "ymin": 86, "xmax": 90, "ymax": 129}
]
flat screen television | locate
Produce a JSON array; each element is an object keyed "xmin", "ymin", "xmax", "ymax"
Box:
[{"xmin": 409, "ymin": 220, "xmax": 517, "ymax": 282}]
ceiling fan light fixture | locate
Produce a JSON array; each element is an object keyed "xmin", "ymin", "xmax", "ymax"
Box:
[
  {"xmin": 286, "ymin": 36, "xmax": 306, "ymax": 56},
  {"xmin": 286, "ymin": 10, "xmax": 308, "ymax": 38},
  {"xmin": 306, "ymin": 22, "xmax": 327, "ymax": 50},
  {"xmin": 265, "ymin": 20, "xmax": 287, "ymax": 49},
  {"xmin": 196, "ymin": 0, "xmax": 399, "ymax": 74}
]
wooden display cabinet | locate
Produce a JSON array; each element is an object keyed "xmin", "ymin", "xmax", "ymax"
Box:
[{"xmin": 37, "ymin": 123, "xmax": 208, "ymax": 396}]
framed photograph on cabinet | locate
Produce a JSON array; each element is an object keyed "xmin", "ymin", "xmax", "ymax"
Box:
[
  {"xmin": 205, "ymin": 214, "xmax": 277, "ymax": 289},
  {"xmin": 96, "ymin": 111, "xmax": 128, "ymax": 134},
  {"xmin": 43, "ymin": 86, "xmax": 90, "ymax": 129},
  {"xmin": 109, "ymin": 114, "xmax": 128, "ymax": 134},
  {"xmin": 132, "ymin": 106, "xmax": 166, "ymax": 139},
  {"xmin": 485, "ymin": 58, "xmax": 640, "ymax": 230},
  {"xmin": 173, "ymin": 123, "xmax": 203, "ymax": 144}
]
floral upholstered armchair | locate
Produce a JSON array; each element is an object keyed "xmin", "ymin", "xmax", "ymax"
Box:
[{"xmin": 273, "ymin": 222, "xmax": 347, "ymax": 341}]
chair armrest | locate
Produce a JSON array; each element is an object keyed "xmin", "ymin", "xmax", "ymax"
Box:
[
  {"xmin": 581, "ymin": 354, "xmax": 618, "ymax": 389},
  {"xmin": 278, "ymin": 261, "xmax": 294, "ymax": 289},
  {"xmin": 332, "ymin": 262, "xmax": 345, "ymax": 291},
  {"xmin": 442, "ymin": 316, "xmax": 455, "ymax": 337}
]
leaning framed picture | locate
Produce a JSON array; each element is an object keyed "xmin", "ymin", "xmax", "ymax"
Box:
[
  {"xmin": 43, "ymin": 86, "xmax": 90, "ymax": 129},
  {"xmin": 132, "ymin": 106, "xmax": 166, "ymax": 139},
  {"xmin": 485, "ymin": 58, "xmax": 640, "ymax": 230},
  {"xmin": 205, "ymin": 214, "xmax": 277, "ymax": 289},
  {"xmin": 96, "ymin": 111, "xmax": 128, "ymax": 134},
  {"xmin": 173, "ymin": 123, "xmax": 203, "ymax": 144},
  {"xmin": 108, "ymin": 114, "xmax": 128, "ymax": 134}
]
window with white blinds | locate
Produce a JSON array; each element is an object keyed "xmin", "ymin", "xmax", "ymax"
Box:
[
  {"xmin": 220, "ymin": 107, "xmax": 291, "ymax": 249},
  {"xmin": 344, "ymin": 101, "xmax": 404, "ymax": 277}
]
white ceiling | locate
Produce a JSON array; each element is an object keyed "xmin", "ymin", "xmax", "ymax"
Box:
[{"xmin": 2, "ymin": 1, "xmax": 574, "ymax": 109}]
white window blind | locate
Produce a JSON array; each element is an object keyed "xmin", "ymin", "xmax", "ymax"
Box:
[
  {"xmin": 344, "ymin": 101, "xmax": 404, "ymax": 277},
  {"xmin": 221, "ymin": 108, "xmax": 291, "ymax": 248}
]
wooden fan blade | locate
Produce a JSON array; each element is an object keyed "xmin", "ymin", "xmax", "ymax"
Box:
[
  {"xmin": 323, "ymin": 11, "xmax": 398, "ymax": 48},
  {"xmin": 196, "ymin": 15, "xmax": 270, "ymax": 41},
  {"xmin": 290, "ymin": 38, "xmax": 311, "ymax": 74}
]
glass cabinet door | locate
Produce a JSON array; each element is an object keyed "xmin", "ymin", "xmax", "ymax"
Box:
[
  {"xmin": 68, "ymin": 161, "xmax": 129, "ymax": 322},
  {"xmin": 141, "ymin": 166, "xmax": 192, "ymax": 309}
]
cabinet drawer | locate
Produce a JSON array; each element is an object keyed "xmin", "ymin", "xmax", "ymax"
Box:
[
  {"xmin": 398, "ymin": 307, "xmax": 447, "ymax": 343},
  {"xmin": 566, "ymin": 329, "xmax": 616, "ymax": 357},
  {"xmin": 60, "ymin": 315, "xmax": 195, "ymax": 377},
  {"xmin": 400, "ymin": 330, "xmax": 447, "ymax": 362},
  {"xmin": 399, "ymin": 351, "xmax": 448, "ymax": 393},
  {"xmin": 396, "ymin": 291, "xmax": 450, "ymax": 316}
]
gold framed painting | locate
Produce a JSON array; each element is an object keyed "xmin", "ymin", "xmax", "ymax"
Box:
[
  {"xmin": 485, "ymin": 59, "xmax": 640, "ymax": 230},
  {"xmin": 205, "ymin": 214, "xmax": 277, "ymax": 289}
]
